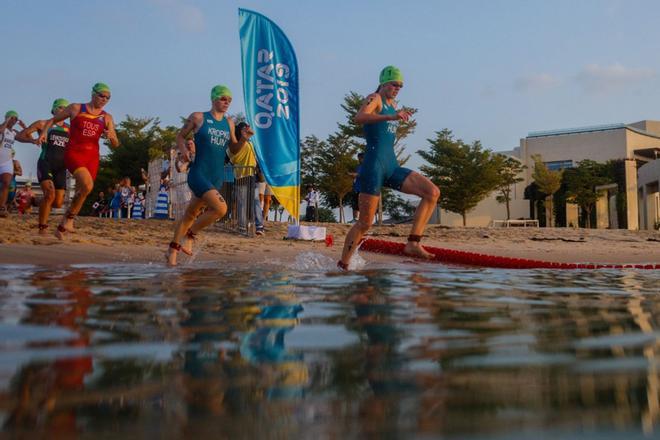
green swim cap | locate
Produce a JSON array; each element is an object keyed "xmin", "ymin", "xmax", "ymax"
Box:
[
  {"xmin": 211, "ymin": 85, "xmax": 232, "ymax": 101},
  {"xmin": 51, "ymin": 98, "xmax": 69, "ymax": 114},
  {"xmin": 5, "ymin": 110, "xmax": 18, "ymax": 119},
  {"xmin": 379, "ymin": 65, "xmax": 404, "ymax": 85},
  {"xmin": 92, "ymin": 82, "xmax": 111, "ymax": 94}
]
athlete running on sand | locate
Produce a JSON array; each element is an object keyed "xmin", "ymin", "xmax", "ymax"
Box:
[
  {"xmin": 16, "ymin": 99, "xmax": 71, "ymax": 233},
  {"xmin": 338, "ymin": 66, "xmax": 440, "ymax": 270},
  {"xmin": 38, "ymin": 83, "xmax": 120, "ymax": 239},
  {"xmin": 0, "ymin": 110, "xmax": 27, "ymax": 217},
  {"xmin": 166, "ymin": 85, "xmax": 254, "ymax": 266}
]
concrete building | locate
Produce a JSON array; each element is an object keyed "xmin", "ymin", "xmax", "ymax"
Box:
[{"xmin": 435, "ymin": 120, "xmax": 660, "ymax": 230}]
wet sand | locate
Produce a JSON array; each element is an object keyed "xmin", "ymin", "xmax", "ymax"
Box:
[{"xmin": 0, "ymin": 215, "xmax": 658, "ymax": 266}]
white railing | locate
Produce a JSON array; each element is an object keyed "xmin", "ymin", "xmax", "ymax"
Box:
[{"xmin": 490, "ymin": 219, "xmax": 540, "ymax": 228}]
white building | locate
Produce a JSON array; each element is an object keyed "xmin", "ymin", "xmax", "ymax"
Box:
[{"xmin": 435, "ymin": 120, "xmax": 660, "ymax": 230}]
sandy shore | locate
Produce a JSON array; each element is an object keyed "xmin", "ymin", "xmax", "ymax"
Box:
[{"xmin": 0, "ymin": 214, "xmax": 658, "ymax": 266}]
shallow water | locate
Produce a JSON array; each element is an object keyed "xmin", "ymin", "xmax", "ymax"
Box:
[{"xmin": 0, "ymin": 257, "xmax": 659, "ymax": 439}]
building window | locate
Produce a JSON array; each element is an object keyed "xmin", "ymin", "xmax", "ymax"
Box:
[{"xmin": 544, "ymin": 160, "xmax": 573, "ymax": 171}]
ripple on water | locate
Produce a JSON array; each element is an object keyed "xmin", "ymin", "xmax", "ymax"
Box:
[{"xmin": 0, "ymin": 263, "xmax": 658, "ymax": 438}]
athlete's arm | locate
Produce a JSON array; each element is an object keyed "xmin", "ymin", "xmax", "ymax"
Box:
[
  {"xmin": 15, "ymin": 120, "xmax": 46, "ymax": 145},
  {"xmin": 37, "ymin": 104, "xmax": 78, "ymax": 144},
  {"xmin": 104, "ymin": 114, "xmax": 120, "ymax": 148},
  {"xmin": 227, "ymin": 118, "xmax": 254, "ymax": 154},
  {"xmin": 354, "ymin": 93, "xmax": 411, "ymax": 124},
  {"xmin": 177, "ymin": 112, "xmax": 203, "ymax": 162}
]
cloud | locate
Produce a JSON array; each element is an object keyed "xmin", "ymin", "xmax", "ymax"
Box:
[
  {"xmin": 576, "ymin": 63, "xmax": 656, "ymax": 93},
  {"xmin": 148, "ymin": 0, "xmax": 205, "ymax": 33},
  {"xmin": 514, "ymin": 73, "xmax": 560, "ymax": 92}
]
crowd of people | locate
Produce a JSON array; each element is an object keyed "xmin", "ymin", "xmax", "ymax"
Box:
[
  {"xmin": 0, "ymin": 84, "xmax": 119, "ymax": 236},
  {"xmin": 91, "ymin": 177, "xmax": 146, "ymax": 219},
  {"xmin": 1, "ymin": 65, "xmax": 441, "ymax": 270}
]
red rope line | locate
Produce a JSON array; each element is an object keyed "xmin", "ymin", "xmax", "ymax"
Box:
[{"xmin": 360, "ymin": 238, "xmax": 660, "ymax": 270}]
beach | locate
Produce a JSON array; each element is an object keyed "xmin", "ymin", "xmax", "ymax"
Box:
[{"xmin": 0, "ymin": 215, "xmax": 658, "ymax": 266}]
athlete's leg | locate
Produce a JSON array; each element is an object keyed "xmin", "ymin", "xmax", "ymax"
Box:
[
  {"xmin": 167, "ymin": 196, "xmax": 206, "ymax": 266},
  {"xmin": 339, "ymin": 193, "xmax": 380, "ymax": 268},
  {"xmin": 262, "ymin": 194, "xmax": 271, "ymax": 221},
  {"xmin": 399, "ymin": 171, "xmax": 440, "ymax": 259},
  {"xmin": 53, "ymin": 189, "xmax": 65, "ymax": 208},
  {"xmin": 56, "ymin": 168, "xmax": 94, "ymax": 237},
  {"xmin": 189, "ymin": 189, "xmax": 227, "ymax": 233},
  {"xmin": 38, "ymin": 180, "xmax": 56, "ymax": 231},
  {"xmin": 0, "ymin": 173, "xmax": 11, "ymax": 213}
]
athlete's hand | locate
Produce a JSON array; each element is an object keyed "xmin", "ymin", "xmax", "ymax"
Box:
[
  {"xmin": 180, "ymin": 149, "xmax": 191, "ymax": 163},
  {"xmin": 17, "ymin": 119, "xmax": 27, "ymax": 129},
  {"xmin": 394, "ymin": 110, "xmax": 412, "ymax": 122},
  {"xmin": 36, "ymin": 131, "xmax": 47, "ymax": 145},
  {"xmin": 186, "ymin": 139, "xmax": 196, "ymax": 156},
  {"xmin": 179, "ymin": 140, "xmax": 194, "ymax": 162},
  {"xmin": 241, "ymin": 124, "xmax": 255, "ymax": 140}
]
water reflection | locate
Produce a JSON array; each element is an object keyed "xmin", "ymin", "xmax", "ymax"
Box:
[
  {"xmin": 0, "ymin": 264, "xmax": 657, "ymax": 438},
  {"xmin": 4, "ymin": 270, "xmax": 93, "ymax": 435}
]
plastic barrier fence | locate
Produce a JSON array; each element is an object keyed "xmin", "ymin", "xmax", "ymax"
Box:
[{"xmin": 360, "ymin": 238, "xmax": 660, "ymax": 270}]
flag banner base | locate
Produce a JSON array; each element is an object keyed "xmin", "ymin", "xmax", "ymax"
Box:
[{"xmin": 287, "ymin": 225, "xmax": 326, "ymax": 241}]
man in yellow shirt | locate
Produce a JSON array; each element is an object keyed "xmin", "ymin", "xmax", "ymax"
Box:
[{"xmin": 227, "ymin": 122, "xmax": 264, "ymax": 235}]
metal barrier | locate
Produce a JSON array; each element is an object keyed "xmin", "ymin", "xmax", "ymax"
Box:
[
  {"xmin": 169, "ymin": 167, "xmax": 191, "ymax": 221},
  {"xmin": 217, "ymin": 166, "xmax": 257, "ymax": 237},
  {"xmin": 145, "ymin": 159, "xmax": 257, "ymax": 237}
]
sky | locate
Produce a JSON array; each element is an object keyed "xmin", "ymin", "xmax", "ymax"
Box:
[{"xmin": 3, "ymin": 0, "xmax": 660, "ymax": 178}]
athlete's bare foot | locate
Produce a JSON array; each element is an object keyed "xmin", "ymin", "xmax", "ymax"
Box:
[
  {"xmin": 166, "ymin": 243, "xmax": 179, "ymax": 266},
  {"xmin": 38, "ymin": 227, "xmax": 49, "ymax": 236},
  {"xmin": 54, "ymin": 225, "xmax": 67, "ymax": 240},
  {"xmin": 181, "ymin": 237, "xmax": 194, "ymax": 256},
  {"xmin": 403, "ymin": 241, "xmax": 434, "ymax": 259},
  {"xmin": 61, "ymin": 217, "xmax": 75, "ymax": 233}
]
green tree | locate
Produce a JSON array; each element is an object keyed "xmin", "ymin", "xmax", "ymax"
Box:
[
  {"xmin": 300, "ymin": 135, "xmax": 324, "ymax": 189},
  {"xmin": 494, "ymin": 155, "xmax": 526, "ymax": 220},
  {"xmin": 316, "ymin": 206, "xmax": 337, "ymax": 223},
  {"xmin": 418, "ymin": 129, "xmax": 501, "ymax": 226},
  {"xmin": 149, "ymin": 125, "xmax": 178, "ymax": 160},
  {"xmin": 85, "ymin": 116, "xmax": 174, "ymax": 214},
  {"xmin": 563, "ymin": 159, "xmax": 611, "ymax": 228},
  {"xmin": 316, "ymin": 133, "xmax": 358, "ymax": 223},
  {"xmin": 382, "ymin": 194, "xmax": 416, "ymax": 222},
  {"xmin": 531, "ymin": 154, "xmax": 563, "ymax": 227}
]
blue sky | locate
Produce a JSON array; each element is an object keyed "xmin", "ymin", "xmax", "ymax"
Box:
[{"xmin": 3, "ymin": 0, "xmax": 660, "ymax": 177}]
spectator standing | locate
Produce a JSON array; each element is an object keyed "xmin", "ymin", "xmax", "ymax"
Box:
[
  {"xmin": 15, "ymin": 182, "xmax": 35, "ymax": 215},
  {"xmin": 92, "ymin": 191, "xmax": 107, "ymax": 217},
  {"xmin": 226, "ymin": 121, "xmax": 265, "ymax": 235},
  {"xmin": 132, "ymin": 192, "xmax": 145, "ymax": 219},
  {"xmin": 109, "ymin": 185, "xmax": 121, "ymax": 219},
  {"xmin": 258, "ymin": 181, "xmax": 273, "ymax": 222},
  {"xmin": 119, "ymin": 177, "xmax": 133, "ymax": 218},
  {"xmin": 304, "ymin": 185, "xmax": 319, "ymax": 222}
]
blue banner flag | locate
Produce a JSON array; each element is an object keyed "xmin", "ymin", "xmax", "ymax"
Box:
[{"xmin": 239, "ymin": 8, "xmax": 300, "ymax": 221}]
